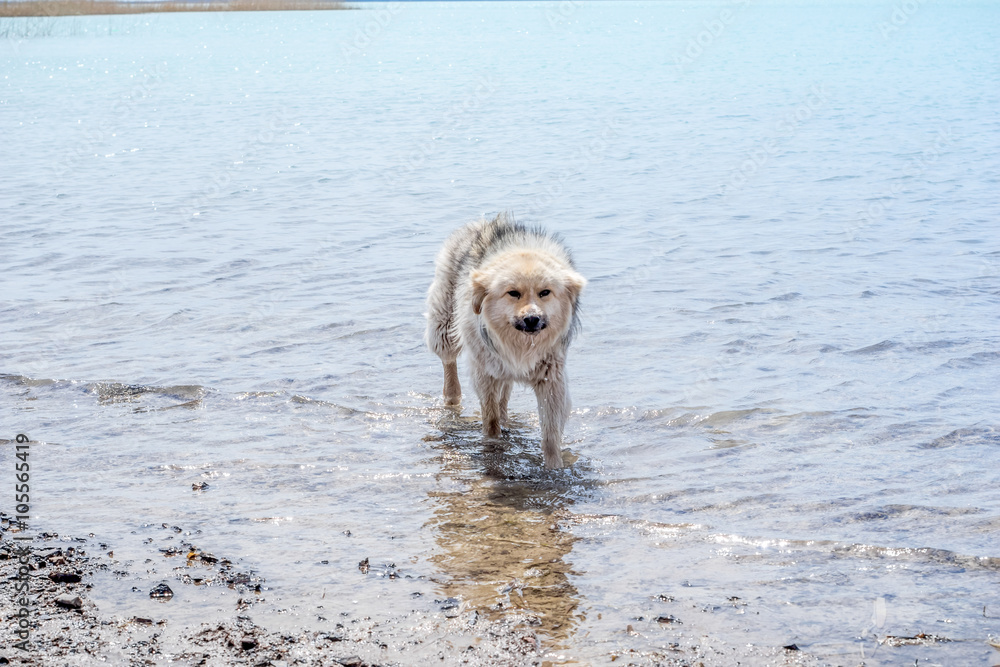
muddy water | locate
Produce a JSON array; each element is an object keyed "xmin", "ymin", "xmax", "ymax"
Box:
[{"xmin": 2, "ymin": 1, "xmax": 999, "ymax": 664}]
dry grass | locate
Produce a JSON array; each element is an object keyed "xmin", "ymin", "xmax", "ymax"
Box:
[{"xmin": 0, "ymin": 0, "xmax": 349, "ymax": 17}]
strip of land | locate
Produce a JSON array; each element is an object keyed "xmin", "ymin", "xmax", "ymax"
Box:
[
  {"xmin": 0, "ymin": 513, "xmax": 819, "ymax": 667},
  {"xmin": 0, "ymin": 0, "xmax": 348, "ymax": 17}
]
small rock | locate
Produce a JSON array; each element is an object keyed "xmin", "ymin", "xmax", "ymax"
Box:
[
  {"xmin": 192, "ymin": 482, "xmax": 209, "ymax": 491},
  {"xmin": 49, "ymin": 572, "xmax": 82, "ymax": 584},
  {"xmin": 240, "ymin": 636, "xmax": 257, "ymax": 651},
  {"xmin": 656, "ymin": 615, "xmax": 682, "ymax": 624},
  {"xmin": 54, "ymin": 594, "xmax": 83, "ymax": 609},
  {"xmin": 337, "ymin": 657, "xmax": 364, "ymax": 667},
  {"xmin": 358, "ymin": 558, "xmax": 369, "ymax": 574},
  {"xmin": 783, "ymin": 644, "xmax": 800, "ymax": 651},
  {"xmin": 149, "ymin": 583, "xmax": 174, "ymax": 599},
  {"xmin": 133, "ymin": 617, "xmax": 153, "ymax": 625}
]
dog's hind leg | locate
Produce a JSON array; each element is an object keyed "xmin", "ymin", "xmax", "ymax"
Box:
[
  {"xmin": 533, "ymin": 362, "xmax": 570, "ymax": 469},
  {"xmin": 425, "ymin": 291, "xmax": 461, "ymax": 405}
]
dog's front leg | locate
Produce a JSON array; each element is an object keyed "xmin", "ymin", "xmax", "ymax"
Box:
[
  {"xmin": 498, "ymin": 380, "xmax": 512, "ymax": 428},
  {"xmin": 533, "ymin": 363, "xmax": 569, "ymax": 469},
  {"xmin": 474, "ymin": 372, "xmax": 505, "ymax": 437}
]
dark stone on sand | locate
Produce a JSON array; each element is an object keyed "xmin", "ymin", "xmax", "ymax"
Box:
[
  {"xmin": 337, "ymin": 657, "xmax": 365, "ymax": 667},
  {"xmin": 358, "ymin": 557, "xmax": 369, "ymax": 574},
  {"xmin": 240, "ymin": 636, "xmax": 257, "ymax": 650},
  {"xmin": 49, "ymin": 572, "xmax": 82, "ymax": 583},
  {"xmin": 192, "ymin": 482, "xmax": 209, "ymax": 491},
  {"xmin": 55, "ymin": 594, "xmax": 83, "ymax": 609},
  {"xmin": 149, "ymin": 583, "xmax": 174, "ymax": 599},
  {"xmin": 783, "ymin": 644, "xmax": 800, "ymax": 651},
  {"xmin": 655, "ymin": 615, "xmax": 681, "ymax": 624}
]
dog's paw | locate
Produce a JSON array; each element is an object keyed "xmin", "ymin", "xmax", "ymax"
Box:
[{"xmin": 543, "ymin": 451, "xmax": 565, "ymax": 469}]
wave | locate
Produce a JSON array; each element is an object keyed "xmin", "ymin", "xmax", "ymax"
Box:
[{"xmin": 565, "ymin": 513, "xmax": 1000, "ymax": 572}]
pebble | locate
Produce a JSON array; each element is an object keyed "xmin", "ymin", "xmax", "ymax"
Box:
[
  {"xmin": 55, "ymin": 594, "xmax": 83, "ymax": 609},
  {"xmin": 149, "ymin": 583, "xmax": 174, "ymax": 599},
  {"xmin": 656, "ymin": 615, "xmax": 682, "ymax": 624}
]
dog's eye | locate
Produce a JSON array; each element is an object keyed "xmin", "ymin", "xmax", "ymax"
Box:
[
  {"xmin": 507, "ymin": 290, "xmax": 521, "ymax": 299},
  {"xmin": 539, "ymin": 289, "xmax": 551, "ymax": 298}
]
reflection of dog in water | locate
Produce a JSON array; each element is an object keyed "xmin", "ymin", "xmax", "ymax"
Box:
[{"xmin": 425, "ymin": 213, "xmax": 586, "ymax": 468}]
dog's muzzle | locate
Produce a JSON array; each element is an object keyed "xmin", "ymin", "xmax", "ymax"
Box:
[{"xmin": 515, "ymin": 315, "xmax": 547, "ymax": 333}]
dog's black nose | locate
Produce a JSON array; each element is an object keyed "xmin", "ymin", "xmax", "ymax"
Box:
[{"xmin": 522, "ymin": 315, "xmax": 540, "ymax": 331}]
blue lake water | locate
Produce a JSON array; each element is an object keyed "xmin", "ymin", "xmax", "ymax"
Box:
[{"xmin": 2, "ymin": 1, "xmax": 999, "ymax": 664}]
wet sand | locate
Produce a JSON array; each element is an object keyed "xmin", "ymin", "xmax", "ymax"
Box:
[{"xmin": 0, "ymin": 513, "xmax": 820, "ymax": 666}]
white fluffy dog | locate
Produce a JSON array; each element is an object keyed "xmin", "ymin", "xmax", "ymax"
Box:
[{"xmin": 425, "ymin": 213, "xmax": 586, "ymax": 469}]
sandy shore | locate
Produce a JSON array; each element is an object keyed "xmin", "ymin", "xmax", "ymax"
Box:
[
  {"xmin": 0, "ymin": 513, "xmax": 824, "ymax": 667},
  {"xmin": 0, "ymin": 0, "xmax": 348, "ymax": 18}
]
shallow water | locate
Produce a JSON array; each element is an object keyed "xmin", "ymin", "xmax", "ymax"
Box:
[{"xmin": 2, "ymin": 1, "xmax": 999, "ymax": 664}]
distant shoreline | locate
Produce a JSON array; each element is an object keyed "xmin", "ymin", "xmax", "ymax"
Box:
[{"xmin": 0, "ymin": 0, "xmax": 350, "ymax": 17}]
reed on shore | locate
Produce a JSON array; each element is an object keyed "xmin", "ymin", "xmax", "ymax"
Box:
[{"xmin": 0, "ymin": 0, "xmax": 348, "ymax": 17}]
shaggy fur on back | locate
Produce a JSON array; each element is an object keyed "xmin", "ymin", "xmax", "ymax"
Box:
[{"xmin": 425, "ymin": 212, "xmax": 586, "ymax": 468}]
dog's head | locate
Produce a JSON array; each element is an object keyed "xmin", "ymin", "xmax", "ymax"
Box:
[{"xmin": 470, "ymin": 250, "xmax": 586, "ymax": 346}]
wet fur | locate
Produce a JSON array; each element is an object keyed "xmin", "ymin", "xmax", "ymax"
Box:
[{"xmin": 425, "ymin": 213, "xmax": 586, "ymax": 468}]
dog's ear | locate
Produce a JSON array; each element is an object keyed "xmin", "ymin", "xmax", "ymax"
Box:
[
  {"xmin": 564, "ymin": 270, "xmax": 587, "ymax": 303},
  {"xmin": 470, "ymin": 271, "xmax": 489, "ymax": 315}
]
